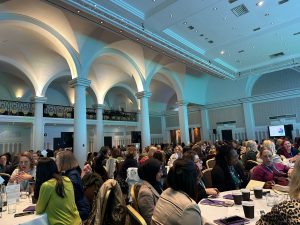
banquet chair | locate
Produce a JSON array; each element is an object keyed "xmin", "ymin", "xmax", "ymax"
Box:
[
  {"xmin": 206, "ymin": 158, "xmax": 216, "ymax": 169},
  {"xmin": 202, "ymin": 168, "xmax": 213, "ymax": 188},
  {"xmin": 0, "ymin": 173, "xmax": 10, "ymax": 184},
  {"xmin": 130, "ymin": 183, "xmax": 141, "ymax": 213},
  {"xmin": 0, "ymin": 173, "xmax": 10, "ymax": 179},
  {"xmin": 100, "ymin": 189, "xmax": 112, "ymax": 224},
  {"xmin": 126, "ymin": 205, "xmax": 147, "ymax": 225}
]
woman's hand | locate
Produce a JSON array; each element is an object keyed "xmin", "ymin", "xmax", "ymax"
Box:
[
  {"xmin": 205, "ymin": 188, "xmax": 219, "ymax": 196},
  {"xmin": 15, "ymin": 171, "xmax": 32, "ymax": 183},
  {"xmin": 287, "ymin": 168, "xmax": 293, "ymax": 177},
  {"xmin": 263, "ymin": 181, "xmax": 275, "ymax": 189}
]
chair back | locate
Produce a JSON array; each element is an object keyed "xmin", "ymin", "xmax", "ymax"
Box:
[
  {"xmin": 126, "ymin": 205, "xmax": 147, "ymax": 225},
  {"xmin": 202, "ymin": 168, "xmax": 213, "ymax": 188},
  {"xmin": 130, "ymin": 183, "xmax": 141, "ymax": 213},
  {"xmin": 0, "ymin": 173, "xmax": 10, "ymax": 184},
  {"xmin": 0, "ymin": 173, "xmax": 10, "ymax": 179},
  {"xmin": 206, "ymin": 158, "xmax": 216, "ymax": 169},
  {"xmin": 100, "ymin": 189, "xmax": 111, "ymax": 224},
  {"xmin": 245, "ymin": 160, "xmax": 260, "ymax": 171}
]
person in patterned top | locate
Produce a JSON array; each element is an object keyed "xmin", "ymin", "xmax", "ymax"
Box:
[{"xmin": 256, "ymin": 158, "xmax": 300, "ymax": 225}]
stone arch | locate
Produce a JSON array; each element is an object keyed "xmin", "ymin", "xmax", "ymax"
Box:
[
  {"xmin": 83, "ymin": 47, "xmax": 145, "ymax": 92},
  {"xmin": 0, "ymin": 13, "xmax": 80, "ymax": 80},
  {"xmin": 0, "ymin": 56, "xmax": 36, "ymax": 96},
  {"xmin": 146, "ymin": 66, "xmax": 183, "ymax": 100}
]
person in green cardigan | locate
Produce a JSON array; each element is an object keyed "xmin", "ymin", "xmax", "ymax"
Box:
[{"xmin": 34, "ymin": 157, "xmax": 81, "ymax": 225}]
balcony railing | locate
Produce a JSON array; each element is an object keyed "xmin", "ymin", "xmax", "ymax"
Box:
[
  {"xmin": 43, "ymin": 104, "xmax": 74, "ymax": 119},
  {"xmin": 1, "ymin": 100, "xmax": 138, "ymax": 122},
  {"xmin": 103, "ymin": 110, "xmax": 137, "ymax": 122},
  {"xmin": 0, "ymin": 99, "xmax": 34, "ymax": 116}
]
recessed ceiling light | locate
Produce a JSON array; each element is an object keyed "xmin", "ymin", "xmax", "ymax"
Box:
[
  {"xmin": 136, "ymin": 38, "xmax": 139, "ymax": 41},
  {"xmin": 220, "ymin": 50, "xmax": 225, "ymax": 55},
  {"xmin": 256, "ymin": 1, "xmax": 264, "ymax": 6},
  {"xmin": 213, "ymin": 7, "xmax": 218, "ymax": 10},
  {"xmin": 183, "ymin": 21, "xmax": 187, "ymax": 25},
  {"xmin": 100, "ymin": 21, "xmax": 103, "ymax": 24},
  {"xmin": 195, "ymin": 30, "xmax": 198, "ymax": 33},
  {"xmin": 77, "ymin": 10, "xmax": 80, "ymax": 13},
  {"xmin": 119, "ymin": 30, "xmax": 122, "ymax": 33},
  {"xmin": 169, "ymin": 13, "xmax": 173, "ymax": 18}
]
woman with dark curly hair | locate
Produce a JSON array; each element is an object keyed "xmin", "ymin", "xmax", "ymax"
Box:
[{"xmin": 212, "ymin": 144, "xmax": 247, "ymax": 192}]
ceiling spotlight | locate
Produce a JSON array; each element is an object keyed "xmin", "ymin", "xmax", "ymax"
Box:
[
  {"xmin": 220, "ymin": 50, "xmax": 225, "ymax": 55},
  {"xmin": 183, "ymin": 21, "xmax": 187, "ymax": 25},
  {"xmin": 100, "ymin": 21, "xmax": 103, "ymax": 24},
  {"xmin": 77, "ymin": 10, "xmax": 80, "ymax": 13},
  {"xmin": 256, "ymin": 1, "xmax": 264, "ymax": 6},
  {"xmin": 213, "ymin": 7, "xmax": 218, "ymax": 10}
]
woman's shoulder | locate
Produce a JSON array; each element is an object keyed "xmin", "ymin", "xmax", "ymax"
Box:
[{"xmin": 162, "ymin": 188, "xmax": 197, "ymax": 208}]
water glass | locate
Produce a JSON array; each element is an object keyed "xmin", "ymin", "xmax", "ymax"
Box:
[
  {"xmin": 266, "ymin": 193, "xmax": 278, "ymax": 207},
  {"xmin": 8, "ymin": 203, "xmax": 16, "ymax": 214},
  {"xmin": 0, "ymin": 185, "xmax": 7, "ymax": 212}
]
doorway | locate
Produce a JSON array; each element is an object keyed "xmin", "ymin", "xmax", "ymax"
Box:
[{"xmin": 221, "ymin": 129, "xmax": 233, "ymax": 141}]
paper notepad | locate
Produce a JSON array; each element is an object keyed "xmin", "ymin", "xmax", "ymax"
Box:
[{"xmin": 246, "ymin": 180, "xmax": 265, "ymax": 190}]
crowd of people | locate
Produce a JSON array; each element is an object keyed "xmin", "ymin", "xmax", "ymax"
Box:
[{"xmin": 0, "ymin": 137, "xmax": 299, "ymax": 225}]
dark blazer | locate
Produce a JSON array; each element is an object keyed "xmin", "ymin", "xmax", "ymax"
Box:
[
  {"xmin": 211, "ymin": 162, "xmax": 247, "ymax": 192},
  {"xmin": 64, "ymin": 168, "xmax": 90, "ymax": 220}
]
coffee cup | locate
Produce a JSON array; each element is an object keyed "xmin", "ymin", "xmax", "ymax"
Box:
[
  {"xmin": 242, "ymin": 201, "xmax": 254, "ymax": 219},
  {"xmin": 241, "ymin": 189, "xmax": 251, "ymax": 201},
  {"xmin": 232, "ymin": 191, "xmax": 242, "ymax": 205},
  {"xmin": 253, "ymin": 187, "xmax": 263, "ymax": 199}
]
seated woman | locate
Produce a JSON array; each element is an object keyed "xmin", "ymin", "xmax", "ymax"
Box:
[
  {"xmin": 261, "ymin": 140, "xmax": 282, "ymax": 164},
  {"xmin": 212, "ymin": 144, "xmax": 247, "ymax": 192},
  {"xmin": 55, "ymin": 151, "xmax": 90, "ymax": 221},
  {"xmin": 256, "ymin": 158, "xmax": 300, "ymax": 225},
  {"xmin": 277, "ymin": 140, "xmax": 299, "ymax": 162},
  {"xmin": 35, "ymin": 158, "xmax": 81, "ymax": 225},
  {"xmin": 9, "ymin": 152, "xmax": 36, "ymax": 191},
  {"xmin": 251, "ymin": 146, "xmax": 292, "ymax": 188},
  {"xmin": 151, "ymin": 159, "xmax": 202, "ymax": 225},
  {"xmin": 183, "ymin": 150, "xmax": 219, "ymax": 202},
  {"xmin": 242, "ymin": 140, "xmax": 258, "ymax": 166},
  {"xmin": 137, "ymin": 158, "xmax": 163, "ymax": 225}
]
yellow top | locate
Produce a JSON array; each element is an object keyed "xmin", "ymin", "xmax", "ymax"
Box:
[{"xmin": 36, "ymin": 176, "xmax": 81, "ymax": 225}]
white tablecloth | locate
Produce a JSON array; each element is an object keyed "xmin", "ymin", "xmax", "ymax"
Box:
[
  {"xmin": 199, "ymin": 190, "xmax": 274, "ymax": 225},
  {"xmin": 1, "ymin": 198, "xmax": 48, "ymax": 225}
]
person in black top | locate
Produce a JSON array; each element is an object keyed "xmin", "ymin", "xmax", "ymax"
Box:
[{"xmin": 212, "ymin": 143, "xmax": 248, "ymax": 192}]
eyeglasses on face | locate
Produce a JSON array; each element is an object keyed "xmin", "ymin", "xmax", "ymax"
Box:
[{"xmin": 19, "ymin": 161, "xmax": 30, "ymax": 165}]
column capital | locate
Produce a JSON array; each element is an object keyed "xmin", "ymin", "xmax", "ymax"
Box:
[
  {"xmin": 93, "ymin": 104, "xmax": 106, "ymax": 109},
  {"xmin": 69, "ymin": 77, "xmax": 91, "ymax": 88},
  {"xmin": 31, "ymin": 96, "xmax": 47, "ymax": 103},
  {"xmin": 136, "ymin": 91, "xmax": 152, "ymax": 99},
  {"xmin": 177, "ymin": 100, "xmax": 189, "ymax": 106}
]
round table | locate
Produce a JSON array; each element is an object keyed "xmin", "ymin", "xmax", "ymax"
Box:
[
  {"xmin": 198, "ymin": 190, "xmax": 275, "ymax": 225},
  {"xmin": 1, "ymin": 198, "xmax": 48, "ymax": 225}
]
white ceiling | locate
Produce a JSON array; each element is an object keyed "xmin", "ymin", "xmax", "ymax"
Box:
[{"xmin": 62, "ymin": 0, "xmax": 300, "ymax": 79}]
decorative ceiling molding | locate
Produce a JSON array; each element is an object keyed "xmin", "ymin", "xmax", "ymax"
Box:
[{"xmin": 52, "ymin": 0, "xmax": 237, "ymax": 80}]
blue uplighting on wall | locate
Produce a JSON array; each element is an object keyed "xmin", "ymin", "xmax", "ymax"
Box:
[
  {"xmin": 214, "ymin": 58, "xmax": 237, "ymax": 72},
  {"xmin": 111, "ymin": 0, "xmax": 144, "ymax": 20},
  {"xmin": 163, "ymin": 29, "xmax": 205, "ymax": 55}
]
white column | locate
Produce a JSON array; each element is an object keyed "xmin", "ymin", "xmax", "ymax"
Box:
[
  {"xmin": 200, "ymin": 108, "xmax": 210, "ymax": 141},
  {"xmin": 69, "ymin": 78, "xmax": 91, "ymax": 168},
  {"xmin": 136, "ymin": 91, "xmax": 151, "ymax": 148},
  {"xmin": 177, "ymin": 100, "xmax": 190, "ymax": 145},
  {"xmin": 161, "ymin": 114, "xmax": 168, "ymax": 143},
  {"xmin": 95, "ymin": 104, "xmax": 105, "ymax": 150},
  {"xmin": 243, "ymin": 102, "xmax": 256, "ymax": 140},
  {"xmin": 32, "ymin": 96, "xmax": 47, "ymax": 151}
]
